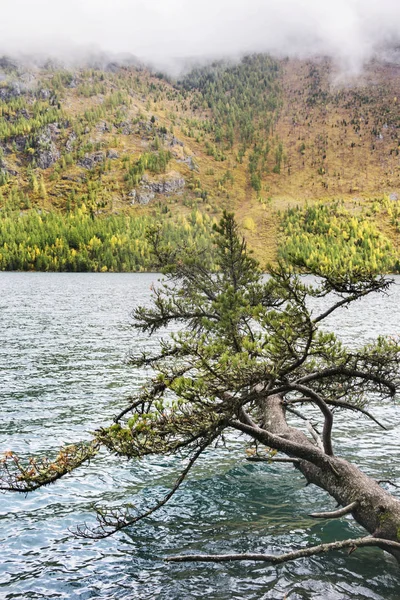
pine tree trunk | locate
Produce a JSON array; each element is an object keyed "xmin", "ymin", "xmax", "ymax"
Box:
[{"xmin": 261, "ymin": 395, "xmax": 400, "ymax": 560}]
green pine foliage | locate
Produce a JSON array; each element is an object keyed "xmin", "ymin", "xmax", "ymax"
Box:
[
  {"xmin": 179, "ymin": 54, "xmax": 283, "ymax": 186},
  {"xmin": 0, "ymin": 100, "xmax": 64, "ymax": 141},
  {"xmin": 125, "ymin": 151, "xmax": 172, "ymax": 188},
  {"xmin": 0, "ymin": 206, "xmax": 215, "ymax": 272},
  {"xmin": 279, "ymin": 202, "xmax": 397, "ymax": 274},
  {"xmin": 180, "ymin": 54, "xmax": 281, "ymax": 146}
]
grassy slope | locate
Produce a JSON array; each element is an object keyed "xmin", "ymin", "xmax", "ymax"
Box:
[
  {"xmin": 272, "ymin": 57, "xmax": 400, "ymax": 258},
  {"xmin": 275, "ymin": 58, "xmax": 400, "ymax": 199}
]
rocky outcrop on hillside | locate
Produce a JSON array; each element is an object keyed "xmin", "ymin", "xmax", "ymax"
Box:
[
  {"xmin": 128, "ymin": 175, "xmax": 185, "ymax": 205},
  {"xmin": 141, "ymin": 175, "xmax": 185, "ymax": 195},
  {"xmin": 115, "ymin": 121, "xmax": 131, "ymax": 134},
  {"xmin": 78, "ymin": 152, "xmax": 106, "ymax": 169},
  {"xmin": 35, "ymin": 124, "xmax": 61, "ymax": 169},
  {"xmin": 0, "ymin": 82, "xmax": 22, "ymax": 100},
  {"xmin": 97, "ymin": 121, "xmax": 111, "ymax": 133},
  {"xmin": 129, "ymin": 189, "xmax": 155, "ymax": 205},
  {"xmin": 65, "ymin": 132, "xmax": 77, "ymax": 153},
  {"xmin": 178, "ymin": 155, "xmax": 198, "ymax": 171}
]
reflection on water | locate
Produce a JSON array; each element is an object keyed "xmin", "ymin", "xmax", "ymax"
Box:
[{"xmin": 0, "ymin": 273, "xmax": 399, "ymax": 599}]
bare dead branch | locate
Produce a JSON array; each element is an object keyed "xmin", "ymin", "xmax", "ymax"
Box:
[
  {"xmin": 165, "ymin": 536, "xmax": 400, "ymax": 564},
  {"xmin": 310, "ymin": 501, "xmax": 358, "ymax": 519},
  {"xmin": 305, "ymin": 422, "xmax": 324, "ymax": 451},
  {"xmin": 286, "ymin": 406, "xmax": 323, "ymax": 450}
]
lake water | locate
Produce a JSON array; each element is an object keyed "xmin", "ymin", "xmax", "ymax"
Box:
[{"xmin": 1, "ymin": 273, "xmax": 400, "ymax": 600}]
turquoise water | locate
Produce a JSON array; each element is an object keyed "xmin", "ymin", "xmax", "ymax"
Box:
[{"xmin": 0, "ymin": 273, "xmax": 400, "ymax": 599}]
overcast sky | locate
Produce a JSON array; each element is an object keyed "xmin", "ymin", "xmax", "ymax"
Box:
[{"xmin": 1, "ymin": 0, "xmax": 400, "ymax": 71}]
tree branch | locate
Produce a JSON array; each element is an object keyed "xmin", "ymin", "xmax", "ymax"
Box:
[
  {"xmin": 166, "ymin": 536, "xmax": 400, "ymax": 564},
  {"xmin": 286, "ymin": 405, "xmax": 323, "ymax": 450},
  {"xmin": 228, "ymin": 419, "xmax": 331, "ymax": 470},
  {"xmin": 297, "ymin": 367, "xmax": 396, "ymax": 397},
  {"xmin": 246, "ymin": 456, "xmax": 301, "ymax": 464},
  {"xmin": 74, "ymin": 432, "xmax": 220, "ymax": 540},
  {"xmin": 289, "ymin": 384, "xmax": 333, "ymax": 456},
  {"xmin": 0, "ymin": 442, "xmax": 99, "ymax": 492},
  {"xmin": 312, "ymin": 277, "xmax": 391, "ymax": 325},
  {"xmin": 238, "ymin": 406, "xmax": 258, "ymax": 428},
  {"xmin": 113, "ymin": 367, "xmax": 191, "ymax": 423},
  {"xmin": 313, "ymin": 293, "xmax": 369, "ymax": 325},
  {"xmin": 281, "ymin": 322, "xmax": 314, "ymax": 377},
  {"xmin": 378, "ymin": 480, "xmax": 400, "ymax": 489},
  {"xmin": 325, "ymin": 399, "xmax": 388, "ymax": 430},
  {"xmin": 114, "ymin": 398, "xmax": 147, "ymax": 423},
  {"xmin": 310, "ymin": 501, "xmax": 358, "ymax": 519},
  {"xmin": 285, "ymin": 398, "xmax": 388, "ymax": 431}
]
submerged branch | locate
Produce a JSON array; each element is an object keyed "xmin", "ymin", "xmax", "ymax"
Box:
[
  {"xmin": 166, "ymin": 536, "xmax": 400, "ymax": 564},
  {"xmin": 246, "ymin": 456, "xmax": 301, "ymax": 464}
]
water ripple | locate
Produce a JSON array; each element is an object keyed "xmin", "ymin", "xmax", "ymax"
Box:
[{"xmin": 0, "ymin": 273, "xmax": 400, "ymax": 599}]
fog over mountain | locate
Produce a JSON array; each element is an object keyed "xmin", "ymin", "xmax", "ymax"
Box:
[{"xmin": 1, "ymin": 0, "xmax": 400, "ymax": 72}]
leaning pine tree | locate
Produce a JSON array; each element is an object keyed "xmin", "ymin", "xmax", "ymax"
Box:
[{"xmin": 2, "ymin": 213, "xmax": 400, "ymax": 566}]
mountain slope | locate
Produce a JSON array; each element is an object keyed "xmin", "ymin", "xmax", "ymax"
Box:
[{"xmin": 0, "ymin": 53, "xmax": 399, "ymax": 269}]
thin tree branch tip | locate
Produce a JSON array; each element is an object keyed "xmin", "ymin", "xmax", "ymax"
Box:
[
  {"xmin": 309, "ymin": 501, "xmax": 358, "ymax": 519},
  {"xmin": 165, "ymin": 537, "xmax": 400, "ymax": 564},
  {"xmin": 285, "ymin": 395, "xmax": 388, "ymax": 431},
  {"xmin": 378, "ymin": 480, "xmax": 400, "ymax": 489},
  {"xmin": 0, "ymin": 442, "xmax": 100, "ymax": 492},
  {"xmin": 326, "ymin": 400, "xmax": 389, "ymax": 431},
  {"xmin": 72, "ymin": 431, "xmax": 222, "ymax": 540}
]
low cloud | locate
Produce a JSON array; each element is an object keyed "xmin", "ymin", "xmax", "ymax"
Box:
[{"xmin": 1, "ymin": 0, "xmax": 400, "ymax": 72}]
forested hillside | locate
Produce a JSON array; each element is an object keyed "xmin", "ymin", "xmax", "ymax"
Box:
[{"xmin": 0, "ymin": 53, "xmax": 399, "ymax": 271}]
